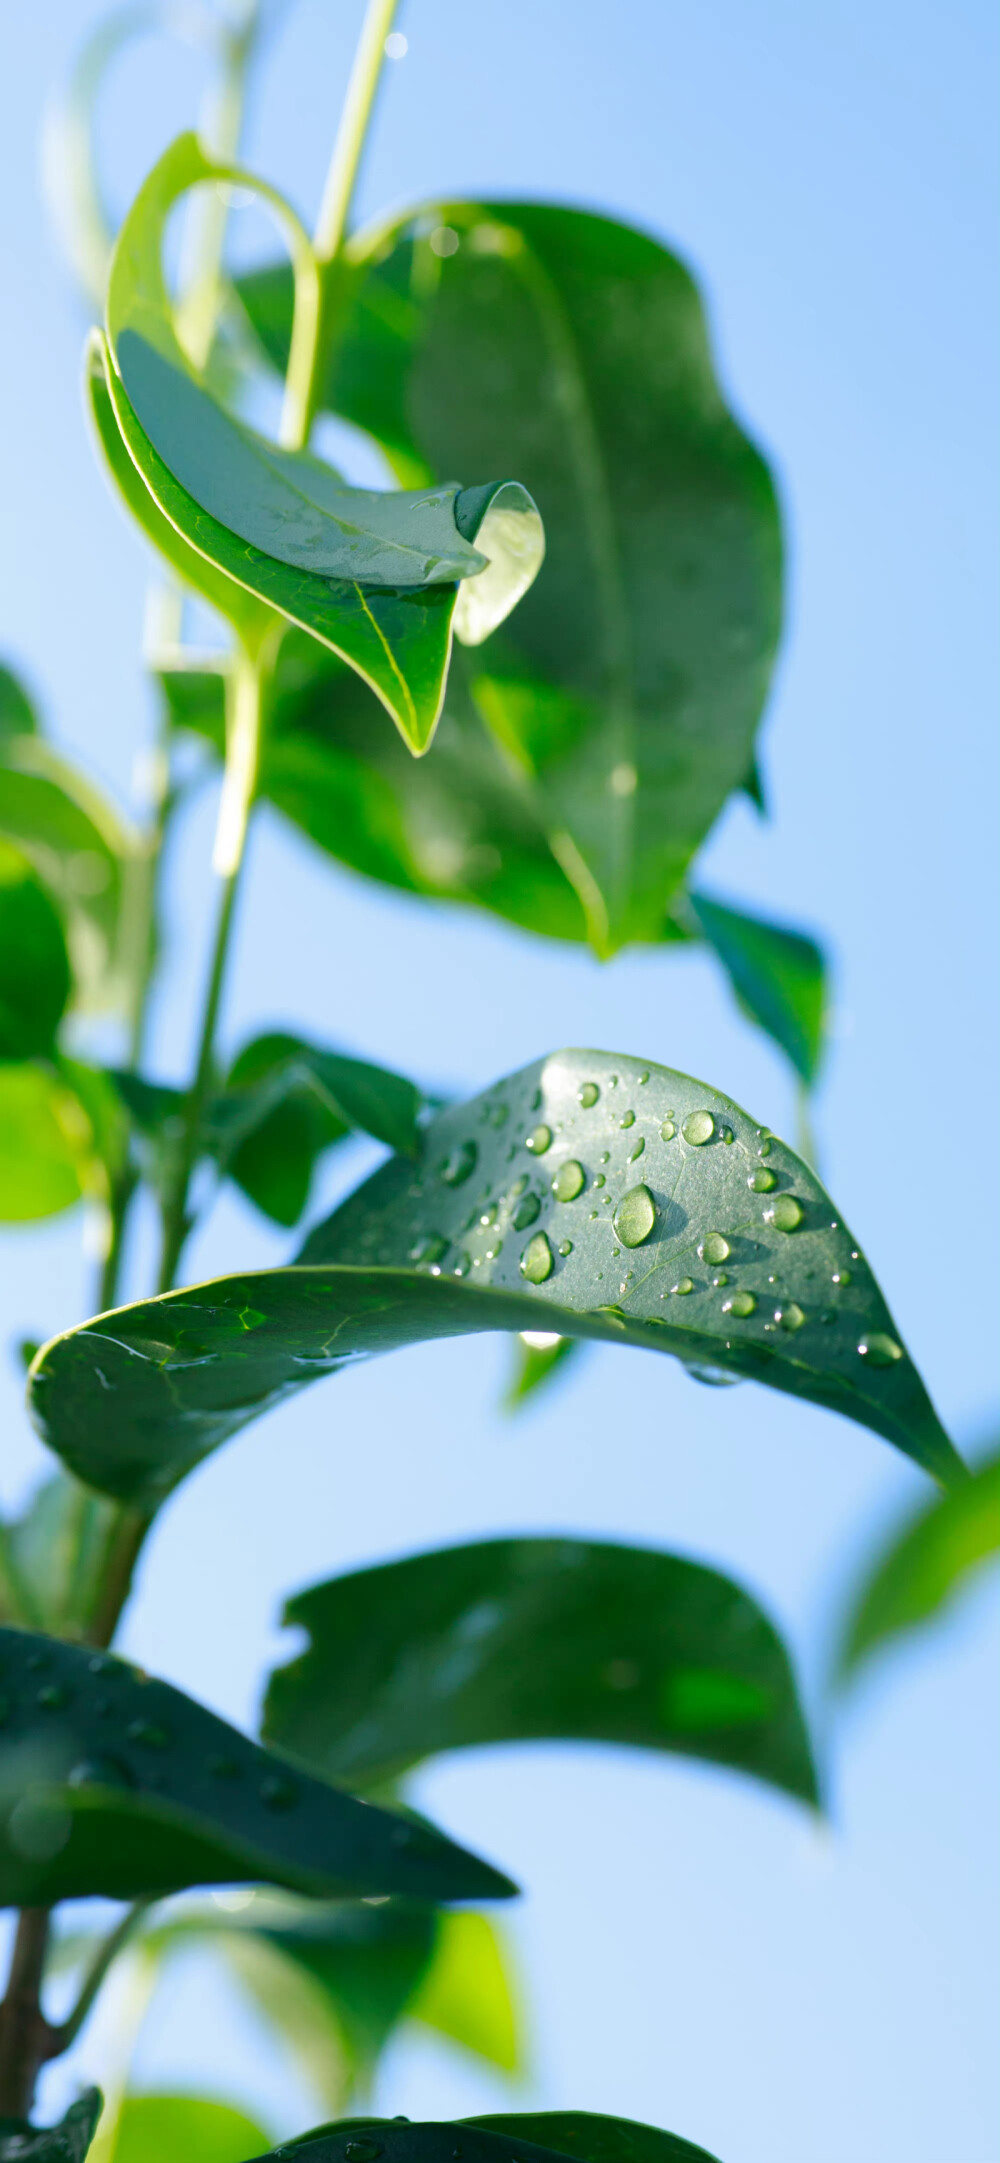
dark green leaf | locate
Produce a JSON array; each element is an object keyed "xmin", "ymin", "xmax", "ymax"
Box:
[
  {"xmin": 0, "ymin": 1470, "xmax": 121, "ymax": 1636},
  {"xmin": 109, "ymin": 2095, "xmax": 270, "ymax": 2163},
  {"xmin": 0, "ymin": 728, "xmax": 139, "ymax": 1018},
  {"xmin": 0, "ymin": 1627, "xmax": 514, "ymax": 1908},
  {"xmin": 504, "ymin": 1332, "xmax": 582, "ymax": 1410},
  {"xmin": 0, "ymin": 2092, "xmax": 102, "ymax": 2163},
  {"xmin": 688, "ymin": 891, "xmax": 827, "ymax": 1086},
  {"xmin": 0, "ymin": 663, "xmax": 40, "ymax": 743},
  {"xmin": 0, "ymin": 840, "xmax": 71, "ymax": 1058},
  {"xmin": 216, "ymin": 1034, "xmax": 421, "ymax": 1169},
  {"xmin": 263, "ymin": 1536, "xmax": 817, "ymax": 1806},
  {"xmin": 240, "ymin": 203, "xmax": 782, "ymax": 950},
  {"xmin": 837, "ymin": 1450, "xmax": 1000, "ymax": 1682},
  {"xmin": 269, "ymin": 2113, "xmax": 722, "ymax": 2163},
  {"xmin": 28, "ymin": 1051, "xmax": 961, "ymax": 1505},
  {"xmin": 0, "ymin": 1063, "xmax": 89, "ymax": 1221}
]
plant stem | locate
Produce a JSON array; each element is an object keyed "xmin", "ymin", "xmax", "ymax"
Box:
[
  {"xmin": 51, "ymin": 1903, "xmax": 151, "ymax": 2056},
  {"xmin": 282, "ymin": 0, "xmax": 398, "ymax": 451},
  {"xmin": 0, "ymin": 1912, "xmax": 59, "ymax": 2119}
]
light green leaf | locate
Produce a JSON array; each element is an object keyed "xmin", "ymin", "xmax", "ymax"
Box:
[
  {"xmin": 239, "ymin": 202, "xmax": 781, "ymax": 950},
  {"xmin": 0, "ymin": 840, "xmax": 71, "ymax": 1058},
  {"xmin": 837, "ymin": 1450, "xmax": 1000, "ymax": 1682},
  {"xmin": 271, "ymin": 2113, "xmax": 723, "ymax": 2163},
  {"xmin": 109, "ymin": 2095, "xmax": 269, "ymax": 2163},
  {"xmin": 688, "ymin": 891, "xmax": 827, "ymax": 1087},
  {"xmin": 27, "ymin": 1052, "xmax": 960, "ymax": 1506},
  {"xmin": 0, "ymin": 1626, "xmax": 514, "ymax": 1908},
  {"xmin": 264, "ymin": 1537, "xmax": 817, "ymax": 1807},
  {"xmin": 0, "ymin": 737, "xmax": 140, "ymax": 1019},
  {"xmin": 0, "ymin": 2092, "xmax": 102, "ymax": 2163},
  {"xmin": 0, "ymin": 1063, "xmax": 90, "ymax": 1221},
  {"xmin": 407, "ymin": 1909, "xmax": 520, "ymax": 2072},
  {"xmin": 503, "ymin": 1332, "xmax": 581, "ymax": 1411},
  {"xmin": 0, "ymin": 662, "xmax": 40, "ymax": 742},
  {"xmin": 0, "ymin": 1470, "xmax": 121, "ymax": 1637}
]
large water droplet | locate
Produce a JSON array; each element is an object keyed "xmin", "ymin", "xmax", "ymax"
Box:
[
  {"xmin": 344, "ymin": 2143, "xmax": 383, "ymax": 2163},
  {"xmin": 578, "ymin": 1082, "xmax": 600, "ymax": 1108},
  {"xmin": 766, "ymin": 1194, "xmax": 804, "ymax": 1233},
  {"xmin": 777, "ymin": 1302, "xmax": 806, "ymax": 1331},
  {"xmin": 526, "ymin": 1124, "xmax": 552, "ymax": 1155},
  {"xmin": 453, "ymin": 1251, "xmax": 472, "ymax": 1277},
  {"xmin": 67, "ymin": 1755, "xmax": 133, "ymax": 1790},
  {"xmin": 520, "ymin": 1232, "xmax": 554, "ymax": 1284},
  {"xmin": 553, "ymin": 1159, "xmax": 585, "ymax": 1202},
  {"xmin": 613, "ymin": 1184, "xmax": 656, "ymax": 1247},
  {"xmin": 513, "ymin": 1192, "xmax": 541, "ymax": 1230},
  {"xmin": 748, "ymin": 1168, "xmax": 776, "ymax": 1193},
  {"xmin": 593, "ymin": 1173, "xmax": 606, "ymax": 1189},
  {"xmin": 682, "ymin": 1110, "xmax": 714, "ymax": 1146},
  {"xmin": 558, "ymin": 1239, "xmax": 573, "ymax": 1256},
  {"xmin": 700, "ymin": 1233, "xmax": 730, "ymax": 1265},
  {"xmin": 628, "ymin": 1137, "xmax": 645, "ymax": 1161},
  {"xmin": 722, "ymin": 1290, "xmax": 756, "ymax": 1318},
  {"xmin": 858, "ymin": 1332, "xmax": 903, "ymax": 1367},
  {"xmin": 673, "ymin": 1277, "xmax": 695, "ymax": 1296},
  {"xmin": 440, "ymin": 1140, "xmax": 477, "ymax": 1186},
  {"xmin": 660, "ymin": 1119, "xmax": 676, "ymax": 1141},
  {"xmin": 620, "ymin": 1110, "xmax": 636, "ymax": 1129},
  {"xmin": 832, "ymin": 1268, "xmax": 851, "ymax": 1286},
  {"xmin": 410, "ymin": 1233, "xmax": 448, "ymax": 1265}
]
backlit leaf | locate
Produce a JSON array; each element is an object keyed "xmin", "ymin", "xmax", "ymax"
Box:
[
  {"xmin": 0, "ymin": 1064, "xmax": 90, "ymax": 1221},
  {"xmin": 837, "ymin": 1449, "xmax": 1000, "ymax": 1681},
  {"xmin": 108, "ymin": 2095, "xmax": 270, "ymax": 2163},
  {"xmin": 0, "ymin": 840, "xmax": 71, "ymax": 1058},
  {"xmin": 688, "ymin": 891, "xmax": 827, "ymax": 1086}
]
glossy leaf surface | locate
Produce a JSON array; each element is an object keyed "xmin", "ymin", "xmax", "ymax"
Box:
[
  {"xmin": 267, "ymin": 2114, "xmax": 721, "ymax": 2163},
  {"xmin": 29, "ymin": 1051, "xmax": 960, "ymax": 1504},
  {"xmin": 0, "ymin": 841, "xmax": 71, "ymax": 1058},
  {"xmin": 241, "ymin": 203, "xmax": 781, "ymax": 949},
  {"xmin": 838, "ymin": 1450, "xmax": 1000, "ymax": 1681},
  {"xmin": 264, "ymin": 1537, "xmax": 816, "ymax": 1805},
  {"xmin": 0, "ymin": 1628, "xmax": 514, "ymax": 1908},
  {"xmin": 0, "ymin": 2093, "xmax": 101, "ymax": 2163},
  {"xmin": 109, "ymin": 2095, "xmax": 270, "ymax": 2163},
  {"xmin": 504, "ymin": 1332, "xmax": 581, "ymax": 1410},
  {"xmin": 688, "ymin": 891, "xmax": 827, "ymax": 1085}
]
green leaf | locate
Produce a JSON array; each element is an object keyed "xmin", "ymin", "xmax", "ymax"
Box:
[
  {"xmin": 408, "ymin": 1909, "xmax": 519, "ymax": 2072},
  {"xmin": 837, "ymin": 1450, "xmax": 1000, "ymax": 1682},
  {"xmin": 0, "ymin": 2093, "xmax": 102, "ymax": 2163},
  {"xmin": 0, "ymin": 662, "xmax": 40, "ymax": 742},
  {"xmin": 263, "ymin": 1537, "xmax": 816, "ymax": 1807},
  {"xmin": 503, "ymin": 1332, "xmax": 581, "ymax": 1410},
  {"xmin": 108, "ymin": 2095, "xmax": 270, "ymax": 2163},
  {"xmin": 0, "ymin": 1470, "xmax": 121, "ymax": 1636},
  {"xmin": 266, "ymin": 2113, "xmax": 722, "ymax": 2163},
  {"xmin": 240, "ymin": 203, "xmax": 781, "ymax": 950},
  {"xmin": 0, "ymin": 728, "xmax": 140, "ymax": 1018},
  {"xmin": 28, "ymin": 1051, "xmax": 961, "ymax": 1505},
  {"xmin": 0, "ymin": 1626, "xmax": 515, "ymax": 1908},
  {"xmin": 0, "ymin": 1063, "xmax": 90, "ymax": 1221},
  {"xmin": 215, "ymin": 1034, "xmax": 422, "ymax": 1190},
  {"xmin": 0, "ymin": 840, "xmax": 71, "ymax": 1058},
  {"xmin": 687, "ymin": 891, "xmax": 827, "ymax": 1086}
]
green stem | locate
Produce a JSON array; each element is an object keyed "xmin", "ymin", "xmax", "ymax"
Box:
[
  {"xmin": 282, "ymin": 0, "xmax": 399, "ymax": 451},
  {"xmin": 51, "ymin": 1902, "xmax": 151, "ymax": 2055}
]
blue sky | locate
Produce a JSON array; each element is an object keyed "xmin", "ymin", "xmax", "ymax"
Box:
[{"xmin": 1, "ymin": 3, "xmax": 998, "ymax": 2159}]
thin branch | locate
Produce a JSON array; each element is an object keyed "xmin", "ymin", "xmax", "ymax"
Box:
[{"xmin": 50, "ymin": 1904, "xmax": 151, "ymax": 2056}]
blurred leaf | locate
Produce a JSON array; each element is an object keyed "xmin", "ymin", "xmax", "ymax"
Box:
[
  {"xmin": 0, "ymin": 725, "xmax": 141, "ymax": 1018},
  {"xmin": 504, "ymin": 1332, "xmax": 581, "ymax": 1410},
  {"xmin": 108, "ymin": 2095, "xmax": 270, "ymax": 2163},
  {"xmin": 240, "ymin": 203, "xmax": 781, "ymax": 950},
  {"xmin": 0, "ymin": 1626, "xmax": 515, "ymax": 1908},
  {"xmin": 0, "ymin": 2092, "xmax": 102, "ymax": 2163},
  {"xmin": 271, "ymin": 2113, "xmax": 722, "ymax": 2163},
  {"xmin": 0, "ymin": 1063, "xmax": 90, "ymax": 1221},
  {"xmin": 688, "ymin": 891, "xmax": 827, "ymax": 1086},
  {"xmin": 0, "ymin": 840, "xmax": 71, "ymax": 1058},
  {"xmin": 0, "ymin": 662, "xmax": 40, "ymax": 742},
  {"xmin": 838, "ymin": 1450, "xmax": 1000, "ymax": 1682},
  {"xmin": 29, "ymin": 1050, "xmax": 962, "ymax": 1506},
  {"xmin": 408, "ymin": 1909, "xmax": 519, "ymax": 2072},
  {"xmin": 214, "ymin": 1034, "xmax": 422, "ymax": 1221},
  {"xmin": 0, "ymin": 1469, "xmax": 121, "ymax": 1636},
  {"xmin": 264, "ymin": 1537, "xmax": 817, "ymax": 1807}
]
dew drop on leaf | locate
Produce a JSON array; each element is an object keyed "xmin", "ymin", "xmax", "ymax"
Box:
[
  {"xmin": 748, "ymin": 1168, "xmax": 776, "ymax": 1193},
  {"xmin": 526, "ymin": 1124, "xmax": 553, "ymax": 1155},
  {"xmin": 777, "ymin": 1302, "xmax": 806, "ymax": 1331},
  {"xmin": 410, "ymin": 1233, "xmax": 449, "ymax": 1265},
  {"xmin": 766, "ymin": 1194, "xmax": 804, "ymax": 1232},
  {"xmin": 660, "ymin": 1119, "xmax": 676, "ymax": 1141},
  {"xmin": 558, "ymin": 1240, "xmax": 573, "ymax": 1256},
  {"xmin": 700, "ymin": 1233, "xmax": 730, "ymax": 1264},
  {"xmin": 858, "ymin": 1332, "xmax": 903, "ymax": 1367},
  {"xmin": 682, "ymin": 1110, "xmax": 714, "ymax": 1146},
  {"xmin": 722, "ymin": 1290, "xmax": 757, "ymax": 1318},
  {"xmin": 512, "ymin": 1192, "xmax": 541, "ymax": 1230},
  {"xmin": 673, "ymin": 1277, "xmax": 695, "ymax": 1296},
  {"xmin": 578, "ymin": 1082, "xmax": 600, "ymax": 1107},
  {"xmin": 832, "ymin": 1268, "xmax": 851, "ymax": 1286},
  {"xmin": 439, "ymin": 1140, "xmax": 477, "ymax": 1186},
  {"xmin": 520, "ymin": 1232, "xmax": 554, "ymax": 1283},
  {"xmin": 620, "ymin": 1110, "xmax": 636, "ymax": 1128},
  {"xmin": 613, "ymin": 1184, "xmax": 656, "ymax": 1247},
  {"xmin": 628, "ymin": 1137, "xmax": 645, "ymax": 1161},
  {"xmin": 552, "ymin": 1159, "xmax": 585, "ymax": 1202}
]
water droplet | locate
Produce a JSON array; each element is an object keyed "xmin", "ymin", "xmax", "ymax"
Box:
[
  {"xmin": 722, "ymin": 1290, "xmax": 757, "ymax": 1318},
  {"xmin": 127, "ymin": 1719, "xmax": 169, "ymax": 1748},
  {"xmin": 700, "ymin": 1232, "xmax": 730, "ymax": 1265},
  {"xmin": 530, "ymin": 1087, "xmax": 543, "ymax": 1110},
  {"xmin": 593, "ymin": 1173, "xmax": 606, "ymax": 1189},
  {"xmin": 509, "ymin": 1173, "xmax": 529, "ymax": 1199},
  {"xmin": 578, "ymin": 1082, "xmax": 600, "ymax": 1107},
  {"xmin": 713, "ymin": 1273, "xmax": 729, "ymax": 1287},
  {"xmin": 758, "ymin": 1139, "xmax": 772, "ymax": 1158},
  {"xmin": 260, "ymin": 1773, "xmax": 298, "ymax": 1810},
  {"xmin": 832, "ymin": 1269, "xmax": 851, "ymax": 1286},
  {"xmin": 526, "ymin": 1124, "xmax": 552, "ymax": 1155},
  {"xmin": 638, "ymin": 1070, "xmax": 650, "ymax": 1084},
  {"xmin": 513, "ymin": 1192, "xmax": 541, "ymax": 1230},
  {"xmin": 628, "ymin": 1137, "xmax": 645, "ymax": 1161},
  {"xmin": 520, "ymin": 1232, "xmax": 554, "ymax": 1284},
  {"xmin": 440, "ymin": 1139, "xmax": 477, "ymax": 1186},
  {"xmin": 776, "ymin": 1302, "xmax": 806, "ymax": 1331},
  {"xmin": 620, "ymin": 1110, "xmax": 636, "ymax": 1129},
  {"xmin": 673, "ymin": 1277, "xmax": 695, "ymax": 1296},
  {"xmin": 858, "ymin": 1332, "xmax": 903, "ymax": 1367},
  {"xmin": 682, "ymin": 1110, "xmax": 714, "ymax": 1146},
  {"xmin": 344, "ymin": 2140, "xmax": 383, "ymax": 2161},
  {"xmin": 748, "ymin": 1168, "xmax": 776, "ymax": 1193},
  {"xmin": 687, "ymin": 1363, "xmax": 741, "ymax": 1387},
  {"xmin": 599, "ymin": 1150, "xmax": 611, "ymax": 1164},
  {"xmin": 68, "ymin": 1754, "xmax": 133, "ymax": 1789},
  {"xmin": 410, "ymin": 1232, "xmax": 448, "ymax": 1265},
  {"xmin": 660, "ymin": 1119, "xmax": 676, "ymax": 1141},
  {"xmin": 489, "ymin": 1101, "xmax": 509, "ymax": 1128},
  {"xmin": 613, "ymin": 1184, "xmax": 656, "ymax": 1247},
  {"xmin": 558, "ymin": 1239, "xmax": 573, "ymax": 1256},
  {"xmin": 765, "ymin": 1194, "xmax": 804, "ymax": 1232},
  {"xmin": 721, "ymin": 1125, "xmax": 735, "ymax": 1144},
  {"xmin": 479, "ymin": 1203, "xmax": 498, "ymax": 1226},
  {"xmin": 553, "ymin": 1159, "xmax": 585, "ymax": 1202},
  {"xmin": 453, "ymin": 1251, "xmax": 472, "ymax": 1276},
  {"xmin": 36, "ymin": 1685, "xmax": 68, "ymax": 1711},
  {"xmin": 484, "ymin": 1241, "xmax": 503, "ymax": 1260}
]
